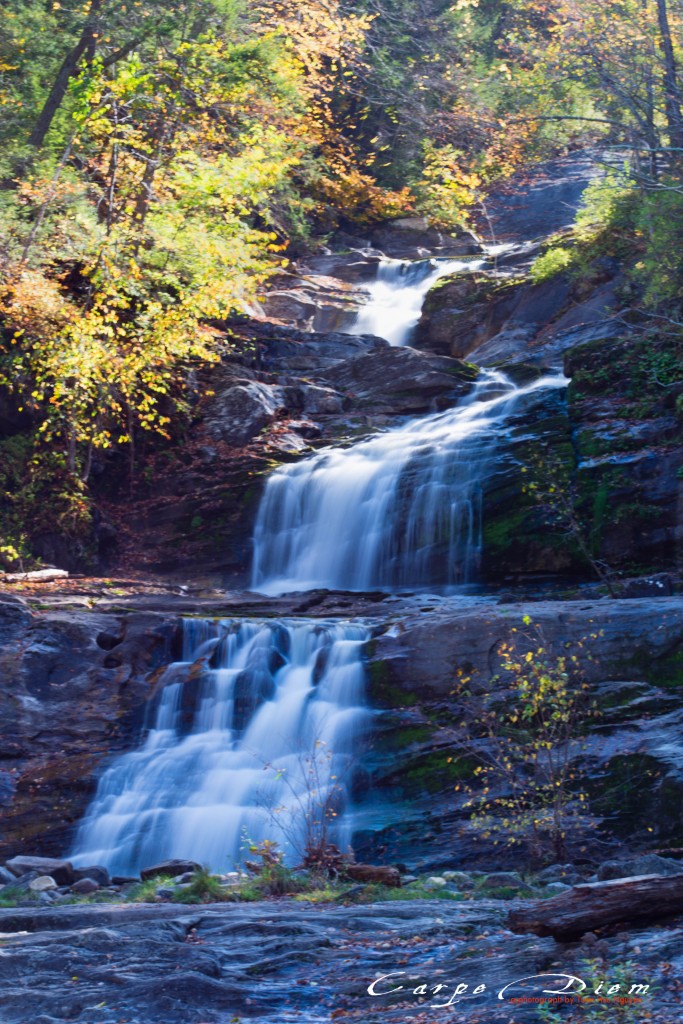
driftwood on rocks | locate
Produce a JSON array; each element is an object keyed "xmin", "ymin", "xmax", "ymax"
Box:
[{"xmin": 508, "ymin": 873, "xmax": 683, "ymax": 941}]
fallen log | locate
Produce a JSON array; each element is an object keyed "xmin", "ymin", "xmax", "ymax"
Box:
[
  {"xmin": 508, "ymin": 873, "xmax": 683, "ymax": 941},
  {"xmin": 2, "ymin": 568, "xmax": 69, "ymax": 583},
  {"xmin": 345, "ymin": 864, "xmax": 401, "ymax": 887}
]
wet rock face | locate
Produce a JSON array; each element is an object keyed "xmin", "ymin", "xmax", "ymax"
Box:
[
  {"xmin": 478, "ymin": 383, "xmax": 579, "ymax": 582},
  {"xmin": 1, "ymin": 593, "xmax": 683, "ymax": 873},
  {"xmin": 566, "ymin": 333, "xmax": 683, "ymax": 574},
  {"xmin": 476, "ymin": 150, "xmax": 601, "ymax": 243},
  {"xmin": 362, "ymin": 597, "xmax": 683, "ymax": 869},
  {"xmin": 416, "ymin": 274, "xmax": 574, "ymax": 363},
  {"xmin": 0, "ymin": 893, "xmax": 681, "ymax": 1024},
  {"xmin": 415, "ymin": 314, "xmax": 681, "ymax": 582},
  {"xmin": 0, "ymin": 600, "xmax": 175, "ymax": 861},
  {"xmin": 112, "ymin": 321, "xmax": 477, "ymax": 579}
]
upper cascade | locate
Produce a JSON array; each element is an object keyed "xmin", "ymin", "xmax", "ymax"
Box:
[
  {"xmin": 252, "ymin": 371, "xmax": 568, "ymax": 595},
  {"xmin": 348, "ymin": 257, "xmax": 484, "ymax": 346}
]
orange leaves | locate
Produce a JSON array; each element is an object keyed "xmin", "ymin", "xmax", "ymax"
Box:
[
  {"xmin": 315, "ymin": 159, "xmax": 414, "ymax": 224},
  {"xmin": 0, "ymin": 268, "xmax": 77, "ymax": 340}
]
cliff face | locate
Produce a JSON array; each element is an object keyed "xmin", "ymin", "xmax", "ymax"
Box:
[{"xmin": 0, "ymin": 595, "xmax": 176, "ymax": 859}]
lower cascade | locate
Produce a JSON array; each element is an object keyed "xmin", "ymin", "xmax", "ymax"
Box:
[
  {"xmin": 71, "ymin": 619, "xmax": 370, "ymax": 876},
  {"xmin": 252, "ymin": 371, "xmax": 568, "ymax": 595}
]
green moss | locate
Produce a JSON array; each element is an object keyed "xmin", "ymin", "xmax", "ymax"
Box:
[
  {"xmin": 644, "ymin": 649, "xmax": 683, "ymax": 690},
  {"xmin": 587, "ymin": 753, "xmax": 683, "ymax": 843},
  {"xmin": 614, "ymin": 646, "xmax": 683, "ymax": 690},
  {"xmin": 473, "ymin": 884, "xmax": 524, "ymax": 900},
  {"xmin": 400, "ymin": 751, "xmax": 479, "ymax": 795},
  {"xmin": 482, "ymin": 506, "xmax": 528, "ymax": 554},
  {"xmin": 349, "ymin": 881, "xmax": 463, "ymax": 903},
  {"xmin": 373, "ymin": 724, "xmax": 433, "ymax": 753},
  {"xmin": 366, "ymin": 659, "xmax": 418, "ymax": 707}
]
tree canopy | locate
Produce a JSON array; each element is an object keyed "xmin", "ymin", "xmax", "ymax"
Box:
[{"xmin": 2, "ymin": 0, "xmax": 683, "ymax": 563}]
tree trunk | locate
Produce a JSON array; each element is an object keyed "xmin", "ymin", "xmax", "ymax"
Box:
[
  {"xmin": 508, "ymin": 873, "xmax": 683, "ymax": 941},
  {"xmin": 655, "ymin": 0, "xmax": 683, "ymax": 150},
  {"xmin": 28, "ymin": 0, "xmax": 104, "ymax": 150}
]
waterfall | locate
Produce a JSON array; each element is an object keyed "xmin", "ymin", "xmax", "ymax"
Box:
[
  {"xmin": 252, "ymin": 373, "xmax": 568, "ymax": 595},
  {"xmin": 349, "ymin": 257, "xmax": 484, "ymax": 346},
  {"xmin": 71, "ymin": 619, "xmax": 370, "ymax": 876}
]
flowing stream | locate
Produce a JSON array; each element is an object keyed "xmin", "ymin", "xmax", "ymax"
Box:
[{"xmin": 72, "ymin": 620, "xmax": 369, "ymax": 875}]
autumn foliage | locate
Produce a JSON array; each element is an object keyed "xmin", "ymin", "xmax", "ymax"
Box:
[{"xmin": 1, "ymin": 0, "xmax": 683, "ymax": 562}]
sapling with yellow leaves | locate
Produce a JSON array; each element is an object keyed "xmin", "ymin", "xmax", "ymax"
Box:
[{"xmin": 453, "ymin": 618, "xmax": 602, "ymax": 864}]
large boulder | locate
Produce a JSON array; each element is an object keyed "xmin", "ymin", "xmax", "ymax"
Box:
[
  {"xmin": 205, "ymin": 380, "xmax": 287, "ymax": 447},
  {"xmin": 6, "ymin": 857, "xmax": 75, "ymax": 887},
  {"xmin": 140, "ymin": 859, "xmax": 201, "ymax": 882},
  {"xmin": 597, "ymin": 854, "xmax": 683, "ymax": 881},
  {"xmin": 368, "ymin": 217, "xmax": 482, "ymax": 259},
  {"xmin": 320, "ymin": 346, "xmax": 477, "ymax": 415}
]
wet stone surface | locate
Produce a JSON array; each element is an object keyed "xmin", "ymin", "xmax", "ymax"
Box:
[{"xmin": 0, "ymin": 898, "xmax": 680, "ymax": 1024}]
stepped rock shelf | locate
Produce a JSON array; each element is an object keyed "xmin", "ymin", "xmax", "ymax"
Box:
[{"xmin": 1, "ymin": 152, "xmax": 682, "ymax": 1024}]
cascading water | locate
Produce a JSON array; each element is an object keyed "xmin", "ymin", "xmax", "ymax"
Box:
[
  {"xmin": 72, "ymin": 253, "xmax": 563, "ymax": 874},
  {"xmin": 71, "ymin": 619, "xmax": 369, "ymax": 875},
  {"xmin": 251, "ymin": 373, "xmax": 568, "ymax": 595},
  {"xmin": 349, "ymin": 257, "xmax": 484, "ymax": 346}
]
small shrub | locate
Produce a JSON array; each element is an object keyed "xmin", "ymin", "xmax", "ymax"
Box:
[
  {"xmin": 127, "ymin": 874, "xmax": 175, "ymax": 902},
  {"xmin": 530, "ymin": 245, "xmax": 575, "ymax": 283},
  {"xmin": 453, "ymin": 621, "xmax": 602, "ymax": 865},
  {"xmin": 172, "ymin": 867, "xmax": 232, "ymax": 904}
]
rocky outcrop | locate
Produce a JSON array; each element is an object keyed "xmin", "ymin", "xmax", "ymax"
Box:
[
  {"xmin": 566, "ymin": 332, "xmax": 683, "ymax": 575},
  {"xmin": 319, "ymin": 345, "xmax": 477, "ymax": 414},
  {"xmin": 415, "ymin": 262, "xmax": 623, "ymax": 368},
  {"xmin": 103, "ymin": 321, "xmax": 477, "ymax": 579},
  {"xmin": 476, "ymin": 150, "xmax": 601, "ymax": 243},
  {"xmin": 0, "ymin": 596, "xmax": 175, "ymax": 859},
  {"xmin": 362, "ymin": 596, "xmax": 683, "ymax": 868}
]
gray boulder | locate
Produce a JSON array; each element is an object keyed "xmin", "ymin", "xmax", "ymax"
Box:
[
  {"xmin": 28, "ymin": 876, "xmax": 58, "ymax": 892},
  {"xmin": 597, "ymin": 854, "xmax": 683, "ymax": 881},
  {"xmin": 6, "ymin": 857, "xmax": 75, "ymax": 887},
  {"xmin": 205, "ymin": 381, "xmax": 286, "ymax": 447},
  {"xmin": 71, "ymin": 877, "xmax": 99, "ymax": 895},
  {"xmin": 140, "ymin": 859, "xmax": 201, "ymax": 882},
  {"xmin": 74, "ymin": 865, "xmax": 111, "ymax": 887}
]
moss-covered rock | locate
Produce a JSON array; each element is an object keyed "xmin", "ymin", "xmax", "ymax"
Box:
[{"xmin": 566, "ymin": 332, "xmax": 683, "ymax": 575}]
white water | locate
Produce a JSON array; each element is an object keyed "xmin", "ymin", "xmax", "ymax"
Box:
[
  {"xmin": 349, "ymin": 257, "xmax": 484, "ymax": 346},
  {"xmin": 252, "ymin": 373, "xmax": 568, "ymax": 595},
  {"xmin": 71, "ymin": 619, "xmax": 369, "ymax": 875}
]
